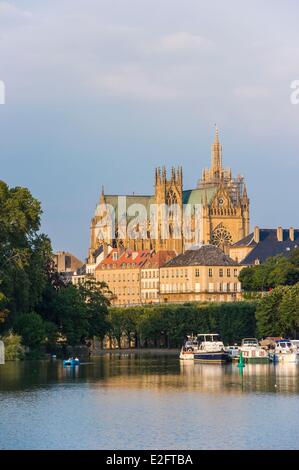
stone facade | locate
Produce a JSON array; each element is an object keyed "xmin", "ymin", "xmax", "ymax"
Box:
[
  {"xmin": 160, "ymin": 245, "xmax": 243, "ymax": 303},
  {"xmin": 140, "ymin": 251, "xmax": 176, "ymax": 303},
  {"xmin": 53, "ymin": 251, "xmax": 83, "ymax": 274},
  {"xmin": 95, "ymin": 245, "xmax": 243, "ymax": 305},
  {"xmin": 95, "ymin": 249, "xmax": 152, "ymax": 306},
  {"xmin": 88, "ymin": 129, "xmax": 250, "ymax": 262}
]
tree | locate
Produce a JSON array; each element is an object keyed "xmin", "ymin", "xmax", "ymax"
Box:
[
  {"xmin": 44, "ymin": 279, "xmax": 110, "ymax": 347},
  {"xmin": 279, "ymin": 284, "xmax": 299, "ymax": 338},
  {"xmin": 14, "ymin": 312, "xmax": 46, "ymax": 350},
  {"xmin": 255, "ymin": 286, "xmax": 288, "ymax": 338},
  {"xmin": 77, "ymin": 279, "xmax": 110, "ymax": 340},
  {"xmin": 51, "ymin": 285, "xmax": 90, "ymax": 346},
  {"xmin": 0, "ymin": 180, "xmax": 47, "ymax": 327},
  {"xmin": 289, "ymin": 247, "xmax": 299, "ymax": 267},
  {"xmin": 239, "ymin": 255, "xmax": 299, "ymax": 292}
]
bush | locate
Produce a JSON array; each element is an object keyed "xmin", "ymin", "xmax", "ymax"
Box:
[
  {"xmin": 2, "ymin": 331, "xmax": 25, "ymax": 360},
  {"xmin": 13, "ymin": 312, "xmax": 46, "ymax": 350},
  {"xmin": 107, "ymin": 301, "xmax": 257, "ymax": 347}
]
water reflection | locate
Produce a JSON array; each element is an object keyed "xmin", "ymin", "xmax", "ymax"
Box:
[{"xmin": 1, "ymin": 353, "xmax": 299, "ymax": 395}]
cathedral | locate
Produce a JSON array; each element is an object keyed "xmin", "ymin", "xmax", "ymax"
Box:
[{"xmin": 88, "ymin": 129, "xmax": 250, "ymax": 263}]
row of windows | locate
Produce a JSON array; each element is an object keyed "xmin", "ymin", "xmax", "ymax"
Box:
[
  {"xmin": 161, "ymin": 269, "xmax": 189, "ymax": 279},
  {"xmin": 160, "ymin": 282, "xmax": 241, "ymax": 294},
  {"xmin": 161, "ymin": 284, "xmax": 191, "ymax": 293},
  {"xmin": 159, "ymin": 268, "xmax": 239, "ymax": 279},
  {"xmin": 208, "ymin": 268, "xmax": 239, "ymax": 278},
  {"xmin": 101, "ymin": 262, "xmax": 137, "ymax": 269},
  {"xmin": 141, "ymin": 292, "xmax": 158, "ymax": 299},
  {"xmin": 99, "ymin": 268, "xmax": 239, "ymax": 285},
  {"xmin": 111, "ymin": 288, "xmax": 139, "ymax": 295},
  {"xmin": 141, "ymin": 281, "xmax": 159, "ymax": 289},
  {"xmin": 102, "ymin": 274, "xmax": 139, "ymax": 282},
  {"xmin": 141, "ymin": 270, "xmax": 159, "ymax": 279}
]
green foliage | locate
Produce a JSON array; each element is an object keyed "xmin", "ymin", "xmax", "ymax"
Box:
[
  {"xmin": 289, "ymin": 247, "xmax": 299, "ymax": 267},
  {"xmin": 0, "ymin": 180, "xmax": 52, "ymax": 329},
  {"xmin": 14, "ymin": 312, "xmax": 47, "ymax": 350},
  {"xmin": 255, "ymin": 286, "xmax": 288, "ymax": 338},
  {"xmin": 39, "ymin": 279, "xmax": 110, "ymax": 346},
  {"xmin": 2, "ymin": 331, "xmax": 25, "ymax": 360},
  {"xmin": 239, "ymin": 255, "xmax": 299, "ymax": 292},
  {"xmin": 279, "ymin": 284, "xmax": 299, "ymax": 338},
  {"xmin": 108, "ymin": 302, "xmax": 257, "ymax": 347}
]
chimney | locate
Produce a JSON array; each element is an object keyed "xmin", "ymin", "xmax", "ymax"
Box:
[
  {"xmin": 277, "ymin": 226, "xmax": 283, "ymax": 242},
  {"xmin": 253, "ymin": 226, "xmax": 260, "ymax": 243},
  {"xmin": 289, "ymin": 227, "xmax": 295, "ymax": 241}
]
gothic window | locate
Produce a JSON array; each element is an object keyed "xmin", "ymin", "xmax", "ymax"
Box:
[
  {"xmin": 212, "ymin": 225, "xmax": 233, "ymax": 247},
  {"xmin": 167, "ymin": 189, "xmax": 177, "ymax": 205}
]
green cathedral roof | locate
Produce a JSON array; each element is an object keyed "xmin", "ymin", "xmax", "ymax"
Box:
[{"xmin": 95, "ymin": 187, "xmax": 217, "ymax": 219}]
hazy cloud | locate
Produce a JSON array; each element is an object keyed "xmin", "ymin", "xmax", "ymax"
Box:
[{"xmin": 1, "ymin": 0, "xmax": 299, "ymax": 256}]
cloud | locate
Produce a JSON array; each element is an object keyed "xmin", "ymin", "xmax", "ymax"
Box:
[
  {"xmin": 93, "ymin": 69, "xmax": 180, "ymax": 100},
  {"xmin": 233, "ymin": 86, "xmax": 272, "ymax": 100},
  {"xmin": 143, "ymin": 32, "xmax": 212, "ymax": 56},
  {"xmin": 0, "ymin": 1, "xmax": 32, "ymax": 26}
]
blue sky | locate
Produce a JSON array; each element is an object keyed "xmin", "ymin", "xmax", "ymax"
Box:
[{"xmin": 0, "ymin": 0, "xmax": 298, "ymax": 259}]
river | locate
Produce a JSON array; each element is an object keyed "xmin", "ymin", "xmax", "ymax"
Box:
[{"xmin": 0, "ymin": 351, "xmax": 299, "ymax": 449}]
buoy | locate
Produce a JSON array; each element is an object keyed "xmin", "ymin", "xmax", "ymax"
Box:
[{"xmin": 237, "ymin": 351, "xmax": 245, "ymax": 368}]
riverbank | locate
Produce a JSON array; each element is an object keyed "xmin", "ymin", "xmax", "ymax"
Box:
[{"xmin": 93, "ymin": 348, "xmax": 180, "ymax": 356}]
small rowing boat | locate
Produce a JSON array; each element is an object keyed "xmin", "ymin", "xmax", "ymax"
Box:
[{"xmin": 63, "ymin": 358, "xmax": 80, "ymax": 366}]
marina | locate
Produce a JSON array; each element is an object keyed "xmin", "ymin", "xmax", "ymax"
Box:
[{"xmin": 179, "ymin": 334, "xmax": 299, "ymax": 365}]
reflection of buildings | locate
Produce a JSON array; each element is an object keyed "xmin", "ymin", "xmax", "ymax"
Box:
[
  {"xmin": 1, "ymin": 356, "xmax": 299, "ymax": 396},
  {"xmin": 88, "ymin": 355, "xmax": 299, "ymax": 395}
]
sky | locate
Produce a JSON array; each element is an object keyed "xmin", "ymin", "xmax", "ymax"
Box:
[{"xmin": 0, "ymin": 0, "xmax": 298, "ymax": 259}]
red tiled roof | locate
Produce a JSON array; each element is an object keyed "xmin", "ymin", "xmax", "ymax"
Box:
[
  {"xmin": 142, "ymin": 250, "xmax": 176, "ymax": 269},
  {"xmin": 96, "ymin": 249, "xmax": 151, "ymax": 270}
]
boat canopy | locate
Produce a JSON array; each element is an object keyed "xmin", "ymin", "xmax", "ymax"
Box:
[{"xmin": 197, "ymin": 334, "xmax": 221, "ymax": 342}]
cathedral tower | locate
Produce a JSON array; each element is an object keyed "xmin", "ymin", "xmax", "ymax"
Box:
[{"xmin": 154, "ymin": 166, "xmax": 183, "ymax": 253}]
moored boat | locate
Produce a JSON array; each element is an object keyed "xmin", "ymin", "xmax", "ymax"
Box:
[
  {"xmin": 179, "ymin": 335, "xmax": 199, "ymax": 360},
  {"xmin": 193, "ymin": 334, "xmax": 230, "ymax": 363},
  {"xmin": 239, "ymin": 338, "xmax": 269, "ymax": 364},
  {"xmin": 225, "ymin": 345, "xmax": 240, "ymax": 361},
  {"xmin": 271, "ymin": 339, "xmax": 299, "ymax": 363}
]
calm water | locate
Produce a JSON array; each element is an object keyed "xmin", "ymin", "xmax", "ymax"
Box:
[{"xmin": 1, "ymin": 352, "xmax": 299, "ymax": 450}]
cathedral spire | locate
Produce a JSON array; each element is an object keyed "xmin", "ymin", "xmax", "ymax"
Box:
[
  {"xmin": 242, "ymin": 183, "xmax": 248, "ymax": 202},
  {"xmin": 211, "ymin": 125, "xmax": 222, "ymax": 178},
  {"xmin": 100, "ymin": 185, "xmax": 105, "ymax": 205}
]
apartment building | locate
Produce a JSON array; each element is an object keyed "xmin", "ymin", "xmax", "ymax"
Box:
[{"xmin": 160, "ymin": 244, "xmax": 243, "ymax": 302}]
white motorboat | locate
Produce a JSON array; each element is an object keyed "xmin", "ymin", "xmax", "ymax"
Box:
[
  {"xmin": 239, "ymin": 338, "xmax": 270, "ymax": 364},
  {"xmin": 193, "ymin": 334, "xmax": 230, "ymax": 363},
  {"xmin": 179, "ymin": 335, "xmax": 199, "ymax": 360},
  {"xmin": 272, "ymin": 339, "xmax": 299, "ymax": 363},
  {"xmin": 225, "ymin": 345, "xmax": 240, "ymax": 361}
]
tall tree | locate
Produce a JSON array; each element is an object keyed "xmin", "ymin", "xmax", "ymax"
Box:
[
  {"xmin": 255, "ymin": 286, "xmax": 288, "ymax": 338},
  {"xmin": 279, "ymin": 284, "xmax": 299, "ymax": 338}
]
